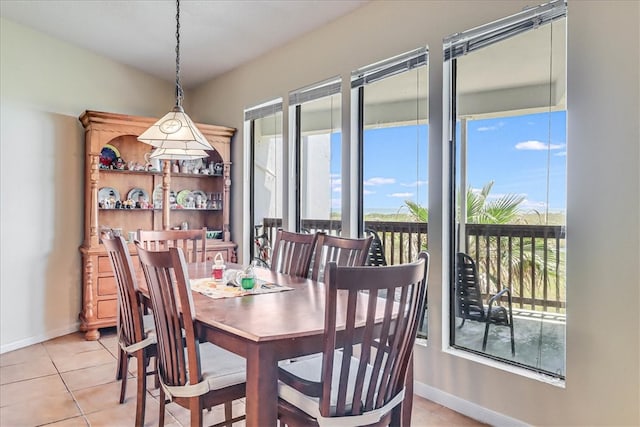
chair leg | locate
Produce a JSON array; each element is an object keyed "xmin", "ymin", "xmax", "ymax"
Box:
[
  {"xmin": 482, "ymin": 323, "xmax": 491, "ymax": 352},
  {"xmin": 510, "ymin": 323, "xmax": 516, "ymax": 357},
  {"xmin": 159, "ymin": 388, "xmax": 166, "ymax": 427},
  {"xmin": 119, "ymin": 352, "xmax": 129, "ymax": 404},
  {"xmin": 116, "ymin": 347, "xmax": 125, "ymax": 380},
  {"xmin": 190, "ymin": 397, "xmax": 203, "ymax": 427},
  {"xmin": 153, "ymin": 356, "xmax": 160, "ymax": 389},
  {"xmin": 135, "ymin": 351, "xmax": 147, "ymax": 427},
  {"xmin": 224, "ymin": 401, "xmax": 232, "ymax": 426}
]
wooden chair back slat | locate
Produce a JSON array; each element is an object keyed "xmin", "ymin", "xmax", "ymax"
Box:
[
  {"xmin": 270, "ymin": 230, "xmax": 318, "ymax": 278},
  {"xmin": 138, "ymin": 228, "xmax": 207, "ymax": 263},
  {"xmin": 310, "ymin": 233, "xmax": 373, "ymax": 282}
]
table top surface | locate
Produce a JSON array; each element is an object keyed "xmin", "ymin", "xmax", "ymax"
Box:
[
  {"xmin": 186, "ymin": 261, "xmax": 388, "ymax": 345},
  {"xmin": 189, "ymin": 262, "xmax": 327, "ymax": 343}
]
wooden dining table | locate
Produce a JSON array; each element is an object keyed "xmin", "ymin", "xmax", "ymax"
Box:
[{"xmin": 175, "ymin": 261, "xmax": 413, "ymax": 426}]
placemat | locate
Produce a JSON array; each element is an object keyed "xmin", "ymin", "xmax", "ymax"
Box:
[{"xmin": 190, "ymin": 277, "xmax": 293, "ymax": 299}]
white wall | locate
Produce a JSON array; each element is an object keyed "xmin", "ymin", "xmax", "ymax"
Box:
[
  {"xmin": 0, "ymin": 18, "xmax": 175, "ymax": 351},
  {"xmin": 191, "ymin": 1, "xmax": 639, "ymax": 425}
]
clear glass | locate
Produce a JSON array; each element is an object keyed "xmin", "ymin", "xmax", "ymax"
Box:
[
  {"xmin": 299, "ymin": 93, "xmax": 342, "ymax": 234},
  {"xmin": 251, "ymin": 110, "xmax": 283, "ymax": 260},
  {"xmin": 449, "ymin": 17, "xmax": 567, "ymax": 378},
  {"xmin": 361, "ymin": 63, "xmax": 429, "ymax": 338}
]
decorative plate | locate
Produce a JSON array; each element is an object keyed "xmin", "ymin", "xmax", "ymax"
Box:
[
  {"xmin": 191, "ymin": 190, "xmax": 207, "ymax": 201},
  {"xmin": 152, "ymin": 185, "xmax": 176, "ymax": 209},
  {"xmin": 98, "ymin": 187, "xmax": 120, "ymax": 202},
  {"xmin": 176, "ymin": 189, "xmax": 193, "ymax": 208},
  {"xmin": 127, "ymin": 187, "xmax": 149, "ymax": 202},
  {"xmin": 99, "ymin": 144, "xmax": 120, "ymax": 168}
]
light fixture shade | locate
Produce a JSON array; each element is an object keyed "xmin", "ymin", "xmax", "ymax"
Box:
[
  {"xmin": 149, "ymin": 147, "xmax": 209, "ymax": 160},
  {"xmin": 138, "ymin": 106, "xmax": 212, "ymax": 151}
]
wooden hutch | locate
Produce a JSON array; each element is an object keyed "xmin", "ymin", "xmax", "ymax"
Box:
[{"xmin": 79, "ymin": 110, "xmax": 236, "ymax": 340}]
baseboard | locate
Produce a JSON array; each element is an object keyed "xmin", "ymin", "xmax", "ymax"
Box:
[
  {"xmin": 0, "ymin": 323, "xmax": 80, "ymax": 354},
  {"xmin": 414, "ymin": 380, "xmax": 529, "ymax": 426}
]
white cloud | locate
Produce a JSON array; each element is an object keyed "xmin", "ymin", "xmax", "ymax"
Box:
[
  {"xmin": 554, "ymin": 151, "xmax": 567, "ymax": 157},
  {"xmin": 333, "ymin": 186, "xmax": 342, "ymax": 193},
  {"xmin": 400, "ymin": 180, "xmax": 428, "ymax": 187},
  {"xmin": 388, "ymin": 192, "xmax": 413, "ymax": 198},
  {"xmin": 363, "ymin": 189, "xmax": 375, "ymax": 195},
  {"xmin": 519, "ymin": 199, "xmax": 547, "ymax": 211},
  {"xmin": 364, "ymin": 177, "xmax": 396, "ymax": 186},
  {"xmin": 477, "ymin": 121, "xmax": 504, "ymax": 132},
  {"xmin": 515, "ymin": 140, "xmax": 564, "ymax": 150}
]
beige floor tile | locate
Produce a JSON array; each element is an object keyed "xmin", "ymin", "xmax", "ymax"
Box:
[
  {"xmin": 0, "ymin": 355, "xmax": 58, "ymax": 384},
  {"xmin": 0, "ymin": 343, "xmax": 49, "ymax": 367},
  {"xmin": 43, "ymin": 333, "xmax": 104, "ymax": 359},
  {"xmin": 41, "ymin": 416, "xmax": 89, "ymax": 426},
  {"xmin": 61, "ymin": 360, "xmax": 121, "ymax": 391},
  {"xmin": 84, "ymin": 394, "xmax": 179, "ymax": 427},
  {"xmin": 0, "ymin": 391, "xmax": 80, "ymax": 426},
  {"xmin": 51, "ymin": 348, "xmax": 115, "ymax": 373},
  {"xmin": 0, "ymin": 373, "xmax": 68, "ymax": 407},
  {"xmin": 72, "ymin": 378, "xmax": 140, "ymax": 415},
  {"xmin": 98, "ymin": 327, "xmax": 120, "ymax": 357},
  {"xmin": 165, "ymin": 398, "xmax": 245, "ymax": 426}
]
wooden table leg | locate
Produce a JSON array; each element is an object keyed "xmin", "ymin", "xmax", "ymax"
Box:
[{"xmin": 245, "ymin": 343, "xmax": 278, "ymax": 427}]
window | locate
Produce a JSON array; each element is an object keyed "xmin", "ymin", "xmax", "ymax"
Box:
[
  {"xmin": 290, "ymin": 78, "xmax": 342, "ymax": 234},
  {"xmin": 445, "ymin": 0, "xmax": 567, "ymax": 378},
  {"xmin": 351, "ymin": 48, "xmax": 429, "ymax": 337},
  {"xmin": 245, "ymin": 100, "xmax": 283, "ymax": 261}
]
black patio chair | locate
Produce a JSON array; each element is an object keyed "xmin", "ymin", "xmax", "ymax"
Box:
[
  {"xmin": 455, "ymin": 252, "xmax": 515, "ymax": 356},
  {"xmin": 365, "ymin": 228, "xmax": 387, "ymax": 266}
]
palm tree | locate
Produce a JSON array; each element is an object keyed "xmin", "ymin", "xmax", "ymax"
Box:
[
  {"xmin": 404, "ymin": 181, "xmax": 562, "ymax": 311},
  {"xmin": 405, "ymin": 180, "xmax": 524, "ymax": 224}
]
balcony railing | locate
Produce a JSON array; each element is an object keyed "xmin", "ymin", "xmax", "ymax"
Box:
[{"xmin": 260, "ymin": 218, "xmax": 566, "ymax": 313}]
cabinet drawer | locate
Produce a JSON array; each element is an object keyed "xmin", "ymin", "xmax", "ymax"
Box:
[
  {"xmin": 98, "ymin": 256, "xmax": 113, "ymax": 273},
  {"xmin": 97, "ymin": 299, "xmax": 117, "ymax": 319},
  {"xmin": 97, "ymin": 276, "xmax": 117, "ymax": 296}
]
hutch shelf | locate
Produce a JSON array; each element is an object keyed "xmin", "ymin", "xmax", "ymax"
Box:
[{"xmin": 79, "ymin": 110, "xmax": 236, "ymax": 340}]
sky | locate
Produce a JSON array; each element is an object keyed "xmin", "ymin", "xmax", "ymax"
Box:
[{"xmin": 329, "ymin": 110, "xmax": 567, "ymax": 216}]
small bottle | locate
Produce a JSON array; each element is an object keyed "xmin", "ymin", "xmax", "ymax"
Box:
[
  {"xmin": 211, "ymin": 253, "xmax": 226, "ymax": 282},
  {"xmin": 241, "ymin": 260, "xmax": 258, "ymax": 290}
]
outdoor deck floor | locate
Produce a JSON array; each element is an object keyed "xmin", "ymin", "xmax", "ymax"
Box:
[{"xmin": 454, "ymin": 309, "xmax": 566, "ymax": 377}]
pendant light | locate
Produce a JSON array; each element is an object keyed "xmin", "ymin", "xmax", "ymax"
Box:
[{"xmin": 138, "ymin": 0, "xmax": 210, "ymax": 160}]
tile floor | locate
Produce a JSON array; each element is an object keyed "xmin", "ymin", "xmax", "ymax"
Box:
[{"xmin": 0, "ymin": 328, "xmax": 485, "ymax": 426}]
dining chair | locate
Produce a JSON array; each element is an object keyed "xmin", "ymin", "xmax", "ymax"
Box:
[
  {"xmin": 136, "ymin": 244, "xmax": 246, "ymax": 427},
  {"xmin": 269, "ymin": 229, "xmax": 318, "ymax": 278},
  {"xmin": 137, "ymin": 228, "xmax": 207, "ymax": 262},
  {"xmin": 456, "ymin": 252, "xmax": 515, "ymax": 356},
  {"xmin": 310, "ymin": 233, "xmax": 373, "ymax": 283},
  {"xmin": 101, "ymin": 232, "xmax": 157, "ymax": 427},
  {"xmin": 277, "ymin": 252, "xmax": 430, "ymax": 426}
]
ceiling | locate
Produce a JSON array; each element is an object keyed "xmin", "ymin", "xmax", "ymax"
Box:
[{"xmin": 0, "ymin": 0, "xmax": 368, "ymax": 89}]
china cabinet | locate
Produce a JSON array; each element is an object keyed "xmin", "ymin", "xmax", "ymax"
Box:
[{"xmin": 79, "ymin": 110, "xmax": 236, "ymax": 340}]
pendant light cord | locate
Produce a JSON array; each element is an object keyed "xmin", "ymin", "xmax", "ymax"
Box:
[{"xmin": 175, "ymin": 0, "xmax": 183, "ymax": 107}]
